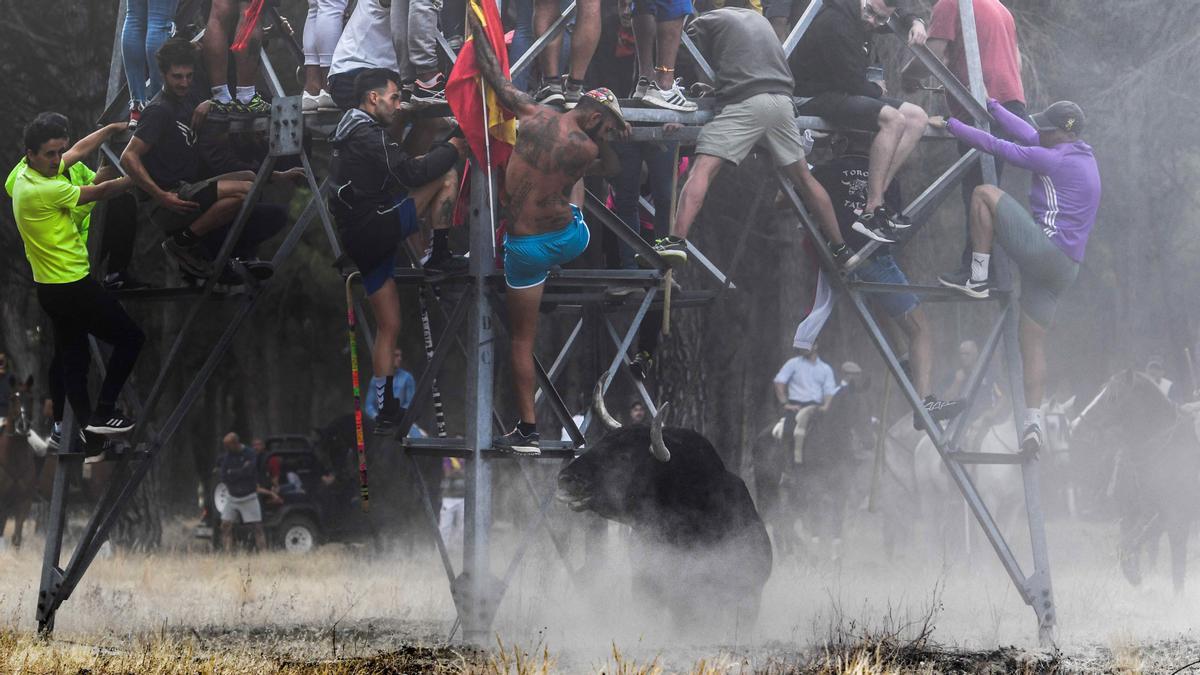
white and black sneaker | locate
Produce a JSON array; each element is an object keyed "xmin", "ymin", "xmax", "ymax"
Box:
[
  {"xmin": 494, "ymin": 426, "xmax": 541, "ymax": 456},
  {"xmin": 650, "ymin": 236, "xmax": 689, "ymax": 266},
  {"xmin": 410, "ymin": 74, "xmax": 448, "ymax": 105},
  {"xmin": 85, "ymin": 412, "xmax": 135, "ymax": 435},
  {"xmin": 851, "ymin": 209, "xmax": 897, "ymax": 244},
  {"xmin": 883, "ymin": 205, "xmax": 912, "ymax": 230},
  {"xmin": 534, "ymin": 79, "xmax": 565, "ymax": 107},
  {"xmin": 1021, "ymin": 424, "xmax": 1044, "ymax": 455},
  {"xmin": 632, "ymin": 76, "xmax": 651, "ymax": 101},
  {"xmin": 938, "ymin": 270, "xmax": 992, "ymax": 299},
  {"xmin": 48, "ymin": 427, "xmax": 87, "ymax": 452},
  {"xmin": 642, "ymin": 80, "xmax": 697, "ymax": 112}
]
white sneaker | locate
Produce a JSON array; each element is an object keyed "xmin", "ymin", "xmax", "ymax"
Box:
[
  {"xmin": 302, "ymin": 92, "xmax": 321, "ymax": 112},
  {"xmin": 315, "ymin": 89, "xmax": 338, "ymax": 111},
  {"xmin": 642, "ymin": 81, "xmax": 698, "ymax": 112},
  {"xmin": 632, "ymin": 76, "xmax": 651, "ymax": 101}
]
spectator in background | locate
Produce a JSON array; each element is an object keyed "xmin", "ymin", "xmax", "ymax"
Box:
[
  {"xmin": 773, "ymin": 344, "xmax": 836, "ymax": 465},
  {"xmin": 327, "ymin": 0, "xmax": 398, "ymax": 110},
  {"xmin": 122, "ymin": 0, "xmax": 180, "ymax": 127},
  {"xmin": 393, "ymin": 0, "xmax": 449, "ymax": 104},
  {"xmin": 903, "ymin": 0, "xmax": 1026, "ymax": 281},
  {"xmin": 302, "ymin": 0, "xmax": 349, "ymax": 112},
  {"xmin": 1146, "ymin": 357, "xmax": 1181, "ymax": 403},
  {"xmin": 629, "ymin": 0, "xmax": 698, "ymax": 111},
  {"xmin": 218, "ymin": 432, "xmax": 268, "ymax": 551},
  {"xmin": 12, "ymin": 115, "xmax": 144, "ymax": 451},
  {"xmin": 365, "ymin": 348, "xmax": 416, "ymax": 420},
  {"xmin": 628, "ymin": 400, "xmax": 647, "ymax": 426},
  {"xmin": 790, "ymin": 0, "xmax": 928, "ymax": 243},
  {"xmin": 203, "ymin": 0, "xmax": 270, "ymax": 116}
]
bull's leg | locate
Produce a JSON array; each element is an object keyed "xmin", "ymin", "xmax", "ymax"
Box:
[
  {"xmin": 12, "ymin": 501, "xmax": 27, "ymax": 549},
  {"xmin": 1168, "ymin": 521, "xmax": 1188, "ymax": 593},
  {"xmin": 1118, "ymin": 515, "xmax": 1144, "ymax": 586}
]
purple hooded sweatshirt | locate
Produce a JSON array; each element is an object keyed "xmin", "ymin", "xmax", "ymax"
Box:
[{"xmin": 947, "ymin": 99, "xmax": 1101, "ymax": 263}]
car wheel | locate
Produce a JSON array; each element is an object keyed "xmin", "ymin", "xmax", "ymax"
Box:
[
  {"xmin": 278, "ymin": 515, "xmax": 320, "ymax": 554},
  {"xmin": 213, "ymin": 482, "xmax": 230, "ymax": 517}
]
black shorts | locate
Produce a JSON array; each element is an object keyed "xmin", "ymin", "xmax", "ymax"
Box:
[
  {"xmin": 796, "ymin": 92, "xmax": 905, "ymax": 132},
  {"xmin": 339, "ymin": 197, "xmax": 419, "ymax": 294},
  {"xmin": 138, "ymin": 177, "xmax": 220, "ymax": 235}
]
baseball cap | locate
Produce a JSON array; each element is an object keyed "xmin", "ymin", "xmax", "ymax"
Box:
[
  {"xmin": 1030, "ymin": 101, "xmax": 1085, "ymax": 134},
  {"xmin": 581, "ymin": 87, "xmax": 625, "ymax": 124},
  {"xmin": 841, "ymin": 361, "xmax": 862, "ymax": 375}
]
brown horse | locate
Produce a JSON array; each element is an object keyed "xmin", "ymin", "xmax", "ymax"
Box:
[{"xmin": 0, "ymin": 376, "xmax": 48, "ymax": 549}]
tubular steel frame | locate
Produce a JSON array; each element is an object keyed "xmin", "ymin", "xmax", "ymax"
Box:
[{"xmin": 36, "ymin": 0, "xmax": 1054, "ymax": 646}]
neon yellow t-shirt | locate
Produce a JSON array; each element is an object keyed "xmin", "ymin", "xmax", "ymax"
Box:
[
  {"xmin": 11, "ymin": 161, "xmax": 90, "ymax": 284},
  {"xmin": 6, "ymin": 158, "xmax": 96, "ymax": 241}
]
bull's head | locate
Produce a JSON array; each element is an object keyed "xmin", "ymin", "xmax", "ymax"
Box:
[{"xmin": 593, "ymin": 378, "xmax": 671, "ymax": 462}]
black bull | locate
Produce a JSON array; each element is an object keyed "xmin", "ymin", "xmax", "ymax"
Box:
[{"xmin": 556, "ymin": 425, "xmax": 773, "ymax": 626}]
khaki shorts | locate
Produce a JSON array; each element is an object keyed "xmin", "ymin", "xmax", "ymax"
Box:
[
  {"xmin": 696, "ymin": 93, "xmax": 805, "ymax": 167},
  {"xmin": 220, "ymin": 493, "xmax": 263, "ymax": 524}
]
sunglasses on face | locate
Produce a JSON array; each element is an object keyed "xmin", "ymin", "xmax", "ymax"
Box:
[{"xmin": 863, "ymin": 2, "xmax": 889, "ymax": 25}]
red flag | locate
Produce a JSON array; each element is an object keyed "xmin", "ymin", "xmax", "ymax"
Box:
[{"xmin": 446, "ymin": 0, "xmax": 518, "ymax": 169}]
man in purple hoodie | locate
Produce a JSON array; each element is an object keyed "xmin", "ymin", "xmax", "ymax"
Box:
[{"xmin": 931, "ymin": 99, "xmax": 1101, "ymax": 455}]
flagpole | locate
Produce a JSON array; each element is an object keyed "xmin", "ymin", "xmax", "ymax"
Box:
[{"xmin": 479, "ymin": 79, "xmax": 497, "ymax": 240}]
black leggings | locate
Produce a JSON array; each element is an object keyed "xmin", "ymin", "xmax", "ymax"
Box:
[{"xmin": 37, "ymin": 277, "xmax": 145, "ymax": 424}]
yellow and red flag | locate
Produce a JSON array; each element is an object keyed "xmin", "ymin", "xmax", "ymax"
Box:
[{"xmin": 446, "ymin": 0, "xmax": 518, "ymax": 169}]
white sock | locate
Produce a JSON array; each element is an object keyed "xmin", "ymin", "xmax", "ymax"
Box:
[
  {"xmin": 970, "ymin": 252, "xmax": 990, "ymax": 282},
  {"xmin": 211, "ymin": 84, "xmax": 233, "ymax": 103},
  {"xmin": 235, "ymin": 85, "xmax": 256, "ymax": 104},
  {"xmin": 1025, "ymin": 407, "xmax": 1044, "ymax": 429}
]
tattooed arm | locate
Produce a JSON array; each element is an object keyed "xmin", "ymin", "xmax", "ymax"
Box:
[
  {"xmin": 587, "ymin": 135, "xmax": 621, "ymax": 177},
  {"xmin": 468, "ymin": 13, "xmax": 539, "ymax": 118}
]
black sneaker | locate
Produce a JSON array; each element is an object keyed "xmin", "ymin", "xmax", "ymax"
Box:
[
  {"xmin": 47, "ymin": 427, "xmax": 85, "ymax": 452},
  {"xmin": 850, "ymin": 209, "xmax": 897, "ymax": 244},
  {"xmin": 938, "ymin": 270, "xmax": 991, "ymax": 299},
  {"xmin": 424, "ymin": 251, "xmax": 470, "ymax": 274},
  {"xmin": 882, "ymin": 205, "xmax": 912, "ymax": 230},
  {"xmin": 162, "ymin": 238, "xmax": 212, "ymax": 278},
  {"xmin": 651, "ymin": 236, "xmax": 689, "ymax": 266},
  {"xmin": 494, "ymin": 426, "xmax": 541, "ymax": 455},
  {"xmin": 913, "ymin": 396, "xmax": 964, "ymax": 430},
  {"xmin": 1021, "ymin": 424, "xmax": 1044, "ymax": 455},
  {"xmin": 85, "ymin": 411, "xmax": 135, "ymax": 435},
  {"xmin": 562, "ymin": 80, "xmax": 583, "ymax": 110},
  {"xmin": 103, "ymin": 271, "xmax": 152, "ymax": 291},
  {"xmin": 230, "ymin": 258, "xmax": 275, "ymax": 281},
  {"xmin": 411, "ymin": 74, "xmax": 447, "ymax": 105},
  {"xmin": 630, "ymin": 350, "xmax": 653, "ymax": 380},
  {"xmin": 830, "ymin": 242, "xmax": 853, "ymax": 268},
  {"xmin": 533, "ymin": 79, "xmax": 564, "ymax": 107},
  {"xmin": 374, "ymin": 402, "xmax": 407, "ymax": 436}
]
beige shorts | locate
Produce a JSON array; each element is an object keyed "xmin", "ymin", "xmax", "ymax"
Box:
[{"xmin": 696, "ymin": 92, "xmax": 805, "ymax": 167}]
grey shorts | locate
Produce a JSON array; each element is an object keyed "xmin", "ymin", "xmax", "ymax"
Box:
[
  {"xmin": 696, "ymin": 93, "xmax": 805, "ymax": 167},
  {"xmin": 995, "ymin": 193, "xmax": 1079, "ymax": 327},
  {"xmin": 139, "ymin": 176, "xmax": 221, "ymax": 235},
  {"xmin": 220, "ymin": 493, "xmax": 263, "ymax": 524}
]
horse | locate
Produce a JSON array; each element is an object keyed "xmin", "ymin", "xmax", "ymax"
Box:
[
  {"xmin": 0, "ymin": 376, "xmax": 49, "ymax": 549},
  {"xmin": 1072, "ymin": 368, "xmax": 1200, "ymax": 591}
]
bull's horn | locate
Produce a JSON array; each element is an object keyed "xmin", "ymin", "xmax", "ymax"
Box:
[
  {"xmin": 593, "ymin": 379, "xmax": 622, "ymax": 431},
  {"xmin": 649, "ymin": 402, "xmax": 671, "ymax": 462}
]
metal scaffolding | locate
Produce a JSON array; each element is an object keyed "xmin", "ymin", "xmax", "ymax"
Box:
[{"xmin": 34, "ymin": 0, "xmax": 1054, "ymax": 646}]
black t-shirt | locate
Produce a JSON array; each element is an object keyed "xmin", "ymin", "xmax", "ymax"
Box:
[
  {"xmin": 811, "ymin": 151, "xmax": 902, "ymax": 254},
  {"xmin": 134, "ymin": 91, "xmax": 204, "ymax": 189}
]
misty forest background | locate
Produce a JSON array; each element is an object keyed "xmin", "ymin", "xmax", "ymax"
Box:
[{"xmin": 1, "ymin": 0, "xmax": 1198, "ymax": 548}]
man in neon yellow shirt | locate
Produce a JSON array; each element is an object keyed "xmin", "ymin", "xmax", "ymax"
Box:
[{"xmin": 12, "ymin": 115, "xmax": 145, "ymax": 451}]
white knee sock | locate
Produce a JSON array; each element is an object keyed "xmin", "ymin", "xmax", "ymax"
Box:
[{"xmin": 970, "ymin": 252, "xmax": 991, "ymax": 281}]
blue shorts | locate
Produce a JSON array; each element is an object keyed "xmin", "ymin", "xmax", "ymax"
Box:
[
  {"xmin": 633, "ymin": 0, "xmax": 693, "ymax": 20},
  {"xmin": 852, "ymin": 254, "xmax": 919, "ymax": 318},
  {"xmin": 503, "ymin": 205, "xmax": 591, "ymax": 289},
  {"xmin": 344, "ymin": 196, "xmax": 420, "ymax": 295}
]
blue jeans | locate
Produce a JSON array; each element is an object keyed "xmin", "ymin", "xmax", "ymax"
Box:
[
  {"xmin": 509, "ymin": 0, "xmax": 572, "ymax": 92},
  {"xmin": 122, "ymin": 0, "xmax": 180, "ymax": 103},
  {"xmin": 612, "ymin": 141, "xmax": 676, "ymax": 269}
]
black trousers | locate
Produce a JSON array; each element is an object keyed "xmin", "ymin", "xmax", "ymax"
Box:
[{"xmin": 37, "ymin": 277, "xmax": 145, "ymax": 424}]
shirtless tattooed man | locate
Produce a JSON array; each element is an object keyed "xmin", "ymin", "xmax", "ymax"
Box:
[{"xmin": 468, "ymin": 13, "xmax": 628, "ymax": 454}]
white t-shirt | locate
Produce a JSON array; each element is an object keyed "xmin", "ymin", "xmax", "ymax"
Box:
[
  {"xmin": 330, "ymin": 0, "xmax": 399, "ymax": 76},
  {"xmin": 774, "ymin": 356, "xmax": 838, "ymax": 404}
]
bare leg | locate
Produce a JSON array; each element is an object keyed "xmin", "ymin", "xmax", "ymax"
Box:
[
  {"xmin": 968, "ymin": 184, "xmax": 1003, "ymax": 255},
  {"xmin": 568, "ymin": 0, "xmax": 600, "ymax": 81},
  {"xmin": 409, "ymin": 168, "xmax": 459, "ymax": 232},
  {"xmin": 221, "ymin": 520, "xmax": 234, "ymax": 551},
  {"xmin": 204, "ymin": 0, "xmax": 239, "ymax": 90},
  {"xmin": 1019, "ymin": 312, "xmax": 1046, "ymax": 408},
  {"xmin": 780, "ymin": 160, "xmax": 843, "ymax": 246},
  {"xmin": 897, "ymin": 306, "xmax": 932, "ymax": 397},
  {"xmin": 653, "ymin": 17, "xmax": 685, "ymax": 90},
  {"xmin": 507, "ymin": 283, "xmax": 545, "ymax": 424},
  {"xmin": 233, "ymin": 13, "xmax": 262, "ymax": 90},
  {"xmin": 368, "ymin": 279, "xmax": 401, "ymax": 378},
  {"xmin": 304, "ymin": 65, "xmax": 324, "ymax": 96},
  {"xmin": 633, "ymin": 14, "xmax": 656, "ymax": 80},
  {"xmin": 533, "ymin": 0, "xmax": 562, "ymax": 78},
  {"xmin": 672, "ymin": 154, "xmax": 724, "ymax": 239},
  {"xmin": 253, "ymin": 523, "xmax": 268, "ymax": 552},
  {"xmin": 866, "ymin": 106, "xmax": 904, "ymax": 211},
  {"xmin": 880, "ymin": 103, "xmax": 928, "ymax": 192},
  {"xmin": 189, "ymin": 196, "xmax": 244, "ymax": 236}
]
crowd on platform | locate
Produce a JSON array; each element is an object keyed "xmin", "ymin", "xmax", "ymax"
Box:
[{"xmin": 9, "ymin": 0, "xmax": 1100, "ymax": 466}]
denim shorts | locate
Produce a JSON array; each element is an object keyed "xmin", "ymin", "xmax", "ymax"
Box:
[
  {"xmin": 503, "ymin": 205, "xmax": 590, "ymax": 289},
  {"xmin": 852, "ymin": 254, "xmax": 919, "ymax": 318}
]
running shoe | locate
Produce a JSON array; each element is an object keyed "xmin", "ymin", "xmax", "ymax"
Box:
[
  {"xmin": 632, "ymin": 76, "xmax": 651, "ymax": 101},
  {"xmin": 533, "ymin": 79, "xmax": 565, "ymax": 107},
  {"xmin": 85, "ymin": 411, "xmax": 135, "ymax": 435},
  {"xmin": 47, "ymin": 427, "xmax": 87, "ymax": 452},
  {"xmin": 128, "ymin": 100, "xmax": 144, "ymax": 129},
  {"xmin": 238, "ymin": 93, "xmax": 272, "ymax": 117},
  {"xmin": 642, "ymin": 80, "xmax": 697, "ymax": 112},
  {"xmin": 423, "ymin": 251, "xmax": 470, "ymax": 274},
  {"xmin": 830, "ymin": 242, "xmax": 854, "ymax": 268},
  {"xmin": 650, "ymin": 236, "xmax": 689, "ymax": 265},
  {"xmin": 562, "ymin": 80, "xmax": 584, "ymax": 110},
  {"xmin": 103, "ymin": 271, "xmax": 152, "ymax": 291},
  {"xmin": 411, "ymin": 74, "xmax": 448, "ymax": 105},
  {"xmin": 851, "ymin": 209, "xmax": 897, "ymax": 244},
  {"xmin": 162, "ymin": 238, "xmax": 212, "ymax": 278},
  {"xmin": 373, "ymin": 402, "xmax": 407, "ymax": 437},
  {"xmin": 938, "ymin": 269, "xmax": 992, "ymax": 299},
  {"xmin": 1021, "ymin": 424, "xmax": 1044, "ymax": 455},
  {"xmin": 494, "ymin": 426, "xmax": 541, "ymax": 455},
  {"xmin": 913, "ymin": 396, "xmax": 964, "ymax": 430},
  {"xmin": 883, "ymin": 205, "xmax": 912, "ymax": 230}
]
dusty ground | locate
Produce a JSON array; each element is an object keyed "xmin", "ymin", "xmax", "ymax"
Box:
[{"xmin": 1, "ymin": 514, "xmax": 1199, "ymax": 673}]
